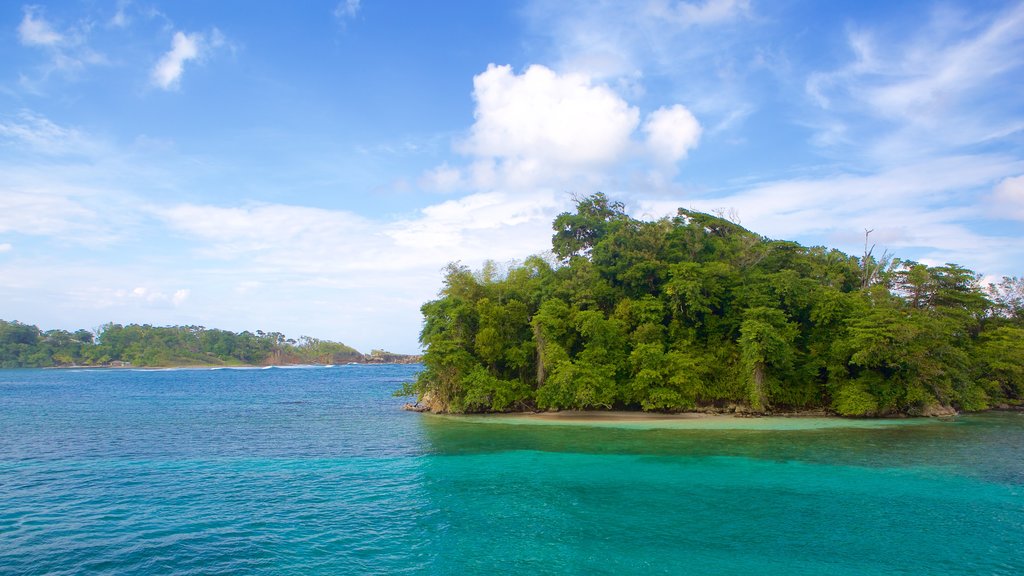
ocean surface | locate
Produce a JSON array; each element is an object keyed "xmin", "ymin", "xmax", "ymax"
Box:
[{"xmin": 1, "ymin": 365, "xmax": 1022, "ymax": 575}]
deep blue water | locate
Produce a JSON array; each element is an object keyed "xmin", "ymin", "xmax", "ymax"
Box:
[{"xmin": 1, "ymin": 366, "xmax": 1022, "ymax": 575}]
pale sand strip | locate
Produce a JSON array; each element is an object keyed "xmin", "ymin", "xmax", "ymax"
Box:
[{"xmin": 429, "ymin": 410, "xmax": 943, "ymax": 430}]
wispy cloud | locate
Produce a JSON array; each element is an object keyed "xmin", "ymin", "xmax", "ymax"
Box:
[
  {"xmin": 0, "ymin": 110, "xmax": 99, "ymax": 156},
  {"xmin": 805, "ymin": 2, "xmax": 1024, "ymax": 161},
  {"xmin": 0, "ymin": 112, "xmax": 148, "ymax": 245},
  {"xmin": 109, "ymin": 0, "xmax": 131, "ymax": 28},
  {"xmin": 523, "ymin": 0, "xmax": 763, "ymax": 141},
  {"xmin": 334, "ymin": 0, "xmax": 361, "ymax": 21},
  {"xmin": 155, "ymin": 189, "xmax": 561, "ymax": 275},
  {"xmin": 649, "ymin": 0, "xmax": 751, "ymax": 27},
  {"xmin": 18, "ymin": 6, "xmax": 64, "ymax": 46},
  {"xmin": 639, "ymin": 154, "xmax": 1024, "ymax": 275},
  {"xmin": 418, "ymin": 163, "xmax": 464, "ymax": 193},
  {"xmin": 15, "ymin": 5, "xmax": 107, "ymax": 86}
]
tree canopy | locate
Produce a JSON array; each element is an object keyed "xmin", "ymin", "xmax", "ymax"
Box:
[
  {"xmin": 412, "ymin": 194, "xmax": 1023, "ymax": 416},
  {"xmin": 0, "ymin": 321, "xmax": 367, "ymax": 368}
]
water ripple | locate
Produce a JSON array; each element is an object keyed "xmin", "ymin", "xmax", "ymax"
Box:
[{"xmin": 2, "ymin": 366, "xmax": 1022, "ymax": 575}]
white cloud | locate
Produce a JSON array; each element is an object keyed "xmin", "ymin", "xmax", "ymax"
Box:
[
  {"xmin": 157, "ymin": 190, "xmax": 564, "ymax": 276},
  {"xmin": 18, "ymin": 7, "xmax": 63, "ymax": 46},
  {"xmin": 462, "ymin": 64, "xmax": 640, "ymax": 172},
  {"xmin": 991, "ymin": 175, "xmax": 1024, "ymax": 221},
  {"xmin": 427, "ymin": 63, "xmax": 702, "ymax": 192},
  {"xmin": 151, "ymin": 31, "xmax": 203, "ymax": 90},
  {"xmin": 0, "ymin": 243, "xmax": 12, "ymax": 253},
  {"xmin": 643, "ymin": 105, "xmax": 702, "ymax": 164}
]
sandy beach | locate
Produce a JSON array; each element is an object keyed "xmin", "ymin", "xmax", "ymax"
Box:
[
  {"xmin": 428, "ymin": 410, "xmax": 944, "ymax": 431},
  {"xmin": 509, "ymin": 410, "xmax": 738, "ymax": 422}
]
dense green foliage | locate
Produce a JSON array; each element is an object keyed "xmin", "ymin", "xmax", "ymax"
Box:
[
  {"xmin": 0, "ymin": 321, "xmax": 363, "ymax": 368},
  {"xmin": 413, "ymin": 194, "xmax": 1024, "ymax": 416}
]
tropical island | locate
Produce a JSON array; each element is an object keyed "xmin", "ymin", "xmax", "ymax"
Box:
[
  {"xmin": 407, "ymin": 194, "xmax": 1023, "ymax": 417},
  {"xmin": 0, "ymin": 321, "xmax": 420, "ymax": 368}
]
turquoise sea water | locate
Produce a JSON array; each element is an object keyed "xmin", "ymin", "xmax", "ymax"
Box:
[{"xmin": 1, "ymin": 366, "xmax": 1022, "ymax": 575}]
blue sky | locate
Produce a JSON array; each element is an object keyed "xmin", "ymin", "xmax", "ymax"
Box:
[{"xmin": 1, "ymin": 0, "xmax": 1022, "ymax": 353}]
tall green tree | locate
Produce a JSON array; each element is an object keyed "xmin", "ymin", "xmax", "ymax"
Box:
[{"xmin": 413, "ymin": 193, "xmax": 1019, "ymax": 415}]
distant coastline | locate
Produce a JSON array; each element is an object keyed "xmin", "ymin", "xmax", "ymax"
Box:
[
  {"xmin": 41, "ymin": 357, "xmax": 423, "ymax": 370},
  {"xmin": 1, "ymin": 319, "xmax": 420, "ymax": 369}
]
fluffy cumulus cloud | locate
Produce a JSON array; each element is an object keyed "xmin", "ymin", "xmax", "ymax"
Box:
[
  {"xmin": 643, "ymin": 105, "xmax": 702, "ymax": 164},
  {"xmin": 18, "ymin": 6, "xmax": 63, "ymax": 46},
  {"xmin": 446, "ymin": 64, "xmax": 701, "ymax": 190},
  {"xmin": 460, "ymin": 63, "xmax": 643, "ymax": 188},
  {"xmin": 463, "ymin": 64, "xmax": 640, "ymax": 169}
]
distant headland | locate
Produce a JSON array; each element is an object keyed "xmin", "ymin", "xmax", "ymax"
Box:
[{"xmin": 0, "ymin": 320, "xmax": 420, "ymax": 369}]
